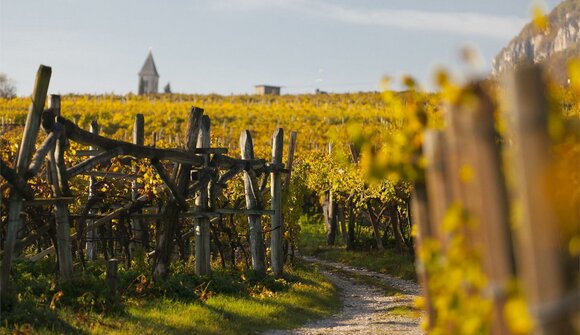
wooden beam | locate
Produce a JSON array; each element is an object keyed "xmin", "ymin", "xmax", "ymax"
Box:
[
  {"xmin": 43, "ymin": 111, "xmax": 204, "ymax": 165},
  {"xmin": 151, "ymin": 159, "xmax": 187, "ymax": 209},
  {"xmin": 66, "ymin": 147, "xmax": 124, "ymax": 177},
  {"xmin": 76, "ymin": 171, "xmax": 139, "ymax": 179},
  {"xmin": 23, "ymin": 197, "xmax": 75, "ymax": 206},
  {"xmin": 26, "ymin": 124, "xmax": 62, "ymax": 177}
]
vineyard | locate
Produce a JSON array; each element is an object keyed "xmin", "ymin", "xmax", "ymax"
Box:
[{"xmin": 0, "ymin": 62, "xmax": 579, "ymax": 334}]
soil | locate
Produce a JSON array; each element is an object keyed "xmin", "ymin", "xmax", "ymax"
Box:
[{"xmin": 265, "ymin": 256, "xmax": 424, "ymax": 335}]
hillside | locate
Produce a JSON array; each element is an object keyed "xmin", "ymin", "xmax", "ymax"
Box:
[{"xmin": 492, "ymin": 0, "xmax": 580, "ymax": 82}]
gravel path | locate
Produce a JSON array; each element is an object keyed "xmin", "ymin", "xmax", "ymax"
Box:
[{"xmin": 265, "ymin": 256, "xmax": 424, "ymax": 335}]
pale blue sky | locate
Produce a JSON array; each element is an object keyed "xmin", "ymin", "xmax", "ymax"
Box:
[{"xmin": 0, "ymin": 0, "xmax": 561, "ymax": 95}]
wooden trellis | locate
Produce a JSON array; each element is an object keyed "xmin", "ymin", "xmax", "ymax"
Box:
[{"xmin": 0, "ymin": 65, "xmax": 297, "ymax": 305}]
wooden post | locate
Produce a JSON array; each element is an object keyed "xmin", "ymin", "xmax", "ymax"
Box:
[
  {"xmin": 86, "ymin": 120, "xmax": 99, "ymax": 260},
  {"xmin": 507, "ymin": 65, "xmax": 571, "ymax": 335},
  {"xmin": 462, "ymin": 83, "xmax": 514, "ymax": 335},
  {"xmin": 195, "ymin": 116, "xmax": 211, "ymax": 276},
  {"xmin": 270, "ymin": 128, "xmax": 283, "ymax": 278},
  {"xmin": 283, "ymin": 131, "xmax": 297, "ymax": 191},
  {"xmin": 325, "ymin": 143, "xmax": 338, "ymax": 246},
  {"xmin": 1, "ymin": 65, "xmax": 51, "ymax": 305},
  {"xmin": 240, "ymin": 130, "xmax": 266, "ymax": 276},
  {"xmin": 106, "ymin": 258, "xmax": 119, "ymax": 301},
  {"xmin": 131, "ymin": 114, "xmax": 145, "ymax": 252},
  {"xmin": 48, "ymin": 95, "xmax": 73, "ymax": 281}
]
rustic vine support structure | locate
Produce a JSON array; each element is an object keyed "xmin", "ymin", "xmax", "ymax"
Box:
[
  {"xmin": 1, "ymin": 65, "xmax": 51, "ymax": 305},
  {"xmin": 1, "ymin": 66, "xmax": 296, "ymax": 308},
  {"xmin": 270, "ymin": 128, "xmax": 284, "ymax": 278}
]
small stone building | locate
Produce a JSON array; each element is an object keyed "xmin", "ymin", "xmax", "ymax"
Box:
[
  {"xmin": 255, "ymin": 85, "xmax": 281, "ymax": 96},
  {"xmin": 138, "ymin": 51, "xmax": 159, "ymax": 95}
]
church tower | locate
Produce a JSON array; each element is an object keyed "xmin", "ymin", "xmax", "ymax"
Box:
[{"xmin": 138, "ymin": 50, "xmax": 159, "ymax": 95}]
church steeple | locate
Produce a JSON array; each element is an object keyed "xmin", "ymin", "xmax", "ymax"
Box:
[{"xmin": 138, "ymin": 50, "xmax": 159, "ymax": 95}]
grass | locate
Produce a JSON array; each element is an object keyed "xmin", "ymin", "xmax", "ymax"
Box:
[
  {"xmin": 1, "ymin": 259, "xmax": 340, "ymax": 334},
  {"xmin": 385, "ymin": 305, "xmax": 421, "ymax": 319},
  {"xmin": 298, "ymin": 215, "xmax": 417, "ymax": 281}
]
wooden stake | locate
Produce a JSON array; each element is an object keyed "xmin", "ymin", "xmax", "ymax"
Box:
[
  {"xmin": 195, "ymin": 116, "xmax": 211, "ymax": 276},
  {"xmin": 131, "ymin": 114, "xmax": 145, "ymax": 252},
  {"xmin": 86, "ymin": 120, "xmax": 99, "ymax": 260},
  {"xmin": 507, "ymin": 65, "xmax": 571, "ymax": 334},
  {"xmin": 270, "ymin": 128, "xmax": 284, "ymax": 278}
]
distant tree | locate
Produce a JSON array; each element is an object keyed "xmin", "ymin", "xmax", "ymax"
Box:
[
  {"xmin": 138, "ymin": 78, "xmax": 145, "ymax": 95},
  {"xmin": 164, "ymin": 82, "xmax": 172, "ymax": 94},
  {"xmin": 0, "ymin": 73, "xmax": 17, "ymax": 98}
]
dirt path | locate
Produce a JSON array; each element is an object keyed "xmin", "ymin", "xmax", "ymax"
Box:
[{"xmin": 265, "ymin": 256, "xmax": 424, "ymax": 335}]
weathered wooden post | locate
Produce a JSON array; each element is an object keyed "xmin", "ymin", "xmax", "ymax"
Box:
[
  {"xmin": 48, "ymin": 95, "xmax": 73, "ymax": 281},
  {"xmin": 270, "ymin": 128, "xmax": 284, "ymax": 278},
  {"xmin": 283, "ymin": 131, "xmax": 298, "ymax": 257},
  {"xmin": 86, "ymin": 120, "xmax": 99, "ymax": 260},
  {"xmin": 507, "ymin": 65, "xmax": 572, "ymax": 335},
  {"xmin": 106, "ymin": 258, "xmax": 119, "ymax": 302},
  {"xmin": 1, "ymin": 65, "xmax": 51, "ymax": 305},
  {"xmin": 195, "ymin": 116, "xmax": 211, "ymax": 276},
  {"xmin": 240, "ymin": 130, "xmax": 266, "ymax": 276},
  {"xmin": 462, "ymin": 83, "xmax": 514, "ymax": 335},
  {"xmin": 325, "ymin": 143, "xmax": 338, "ymax": 246},
  {"xmin": 131, "ymin": 114, "xmax": 145, "ymax": 252}
]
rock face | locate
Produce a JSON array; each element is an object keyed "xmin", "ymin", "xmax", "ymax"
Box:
[{"xmin": 492, "ymin": 0, "xmax": 580, "ymax": 81}]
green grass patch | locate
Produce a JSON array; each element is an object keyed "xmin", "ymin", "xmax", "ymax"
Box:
[
  {"xmin": 384, "ymin": 305, "xmax": 421, "ymax": 319},
  {"xmin": 298, "ymin": 215, "xmax": 417, "ymax": 281},
  {"xmin": 1, "ymin": 259, "xmax": 340, "ymax": 334}
]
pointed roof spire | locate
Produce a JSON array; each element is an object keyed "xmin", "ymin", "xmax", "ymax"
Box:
[{"xmin": 139, "ymin": 49, "xmax": 159, "ymax": 77}]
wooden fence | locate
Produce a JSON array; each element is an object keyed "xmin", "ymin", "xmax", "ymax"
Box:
[
  {"xmin": 0, "ymin": 65, "xmax": 297, "ymax": 305},
  {"xmin": 412, "ymin": 65, "xmax": 579, "ymax": 334}
]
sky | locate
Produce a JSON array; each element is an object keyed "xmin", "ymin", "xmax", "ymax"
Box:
[{"xmin": 0, "ymin": 0, "xmax": 562, "ymax": 95}]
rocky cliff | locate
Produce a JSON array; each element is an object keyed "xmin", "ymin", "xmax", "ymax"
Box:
[{"xmin": 492, "ymin": 0, "xmax": 580, "ymax": 82}]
